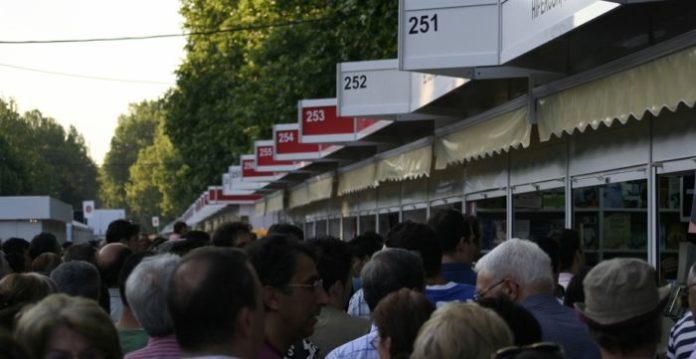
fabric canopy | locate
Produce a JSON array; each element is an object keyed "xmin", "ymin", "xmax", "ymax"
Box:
[
  {"xmin": 434, "ymin": 106, "xmax": 530, "ymax": 170},
  {"xmin": 338, "ymin": 162, "xmax": 376, "ymax": 196},
  {"xmin": 266, "ymin": 191, "xmax": 284, "ymax": 213},
  {"xmin": 376, "ymin": 144, "xmax": 432, "ymax": 183},
  {"xmin": 537, "ymin": 46, "xmax": 696, "ymax": 142},
  {"xmin": 255, "ymin": 200, "xmax": 266, "ymax": 217},
  {"xmin": 308, "ymin": 176, "xmax": 333, "ymax": 203}
]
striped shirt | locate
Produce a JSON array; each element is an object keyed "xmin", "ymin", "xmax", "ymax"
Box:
[
  {"xmin": 668, "ymin": 312, "xmax": 696, "ymax": 359},
  {"xmin": 124, "ymin": 334, "xmax": 181, "ymax": 359},
  {"xmin": 347, "ymin": 289, "xmax": 371, "ymax": 318}
]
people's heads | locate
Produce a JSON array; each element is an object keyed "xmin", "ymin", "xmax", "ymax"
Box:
[
  {"xmin": 476, "ymin": 297, "xmax": 542, "ymax": 346},
  {"xmin": 96, "ymin": 243, "xmax": 133, "ymax": 288},
  {"xmin": 212, "ymin": 222, "xmax": 252, "ymax": 248},
  {"xmin": 267, "ymin": 223, "xmax": 305, "ymax": 241},
  {"xmin": 105, "ymin": 219, "xmax": 140, "ymax": 250},
  {"xmin": 0, "ymin": 327, "xmax": 30, "ymax": 359},
  {"xmin": 31, "ymin": 252, "xmax": 62, "ymax": 275},
  {"xmin": 126, "ymin": 254, "xmax": 179, "ymax": 337},
  {"xmin": 362, "ymin": 248, "xmax": 426, "ymax": 312},
  {"xmin": 50, "ymin": 261, "xmax": 101, "ymax": 301},
  {"xmin": 0, "ymin": 273, "xmax": 57, "ymax": 330},
  {"xmin": 169, "ymin": 235, "xmax": 210, "ymax": 257},
  {"xmin": 411, "ymin": 302, "xmax": 513, "ymax": 359},
  {"xmin": 117, "ymin": 252, "xmax": 152, "ymax": 308},
  {"xmin": 168, "ymin": 247, "xmax": 263, "ymax": 358},
  {"xmin": 534, "ymin": 237, "xmax": 561, "ymax": 276},
  {"xmin": 563, "ymin": 266, "xmax": 591, "ymax": 308},
  {"xmin": 348, "ymin": 231, "xmax": 384, "ymax": 278},
  {"xmin": 385, "ymin": 221, "xmax": 442, "ymax": 279},
  {"xmin": 63, "ymin": 242, "xmax": 97, "ymax": 264},
  {"xmin": 305, "ymin": 236, "xmax": 353, "ymax": 308},
  {"xmin": 688, "ymin": 263, "xmax": 696, "ymax": 317},
  {"xmin": 474, "ymin": 239, "xmax": 554, "ymax": 302},
  {"xmin": 2, "ymin": 238, "xmax": 29, "ymax": 256},
  {"xmin": 173, "ymin": 221, "xmax": 188, "ymax": 235},
  {"xmin": 428, "ymin": 209, "xmax": 480, "ymax": 263},
  {"xmin": 29, "ymin": 232, "xmax": 60, "ymax": 261},
  {"xmin": 550, "ymin": 229, "xmax": 583, "ymax": 273},
  {"xmin": 577, "ymin": 258, "xmax": 668, "ymax": 356},
  {"xmin": 15, "ymin": 293, "xmax": 121, "ymax": 359},
  {"xmin": 246, "ymin": 235, "xmax": 327, "ymax": 349},
  {"xmin": 373, "ymin": 288, "xmax": 435, "ymax": 359}
]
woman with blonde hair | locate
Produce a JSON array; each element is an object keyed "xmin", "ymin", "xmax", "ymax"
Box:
[
  {"xmin": 410, "ymin": 302, "xmax": 513, "ymax": 359},
  {"xmin": 14, "ymin": 293, "xmax": 122, "ymax": 359}
]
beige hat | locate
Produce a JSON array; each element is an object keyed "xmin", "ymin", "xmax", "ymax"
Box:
[{"xmin": 575, "ymin": 258, "xmax": 669, "ymax": 327}]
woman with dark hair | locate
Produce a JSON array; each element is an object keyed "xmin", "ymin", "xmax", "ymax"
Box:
[{"xmin": 372, "ymin": 288, "xmax": 435, "ymax": 359}]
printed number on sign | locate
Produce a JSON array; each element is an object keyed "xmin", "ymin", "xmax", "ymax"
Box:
[
  {"xmin": 243, "ymin": 162, "xmax": 253, "ymax": 170},
  {"xmin": 343, "ymin": 75, "xmax": 367, "ymax": 90},
  {"xmin": 305, "ymin": 109, "xmax": 325, "ymax": 123},
  {"xmin": 408, "ymin": 14, "xmax": 438, "ymax": 34},
  {"xmin": 259, "ymin": 148, "xmax": 273, "ymax": 157},
  {"xmin": 278, "ymin": 132, "xmax": 295, "ymax": 143}
]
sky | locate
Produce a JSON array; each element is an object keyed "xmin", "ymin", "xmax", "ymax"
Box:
[{"xmin": 0, "ymin": 0, "xmax": 186, "ymax": 165}]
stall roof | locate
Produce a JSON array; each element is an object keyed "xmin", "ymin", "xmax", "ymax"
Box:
[{"xmin": 0, "ymin": 196, "xmax": 73, "ymax": 223}]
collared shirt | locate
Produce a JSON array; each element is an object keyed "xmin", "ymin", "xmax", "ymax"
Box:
[
  {"xmin": 347, "ymin": 289, "xmax": 371, "ymax": 318},
  {"xmin": 125, "ymin": 334, "xmax": 181, "ymax": 359},
  {"xmin": 425, "ymin": 282, "xmax": 475, "ymax": 308},
  {"xmin": 325, "ymin": 325, "xmax": 379, "ymax": 359},
  {"xmin": 109, "ymin": 288, "xmax": 123, "ymax": 323},
  {"xmin": 441, "ymin": 262, "xmax": 477, "ymax": 285},
  {"xmin": 558, "ymin": 272, "xmax": 574, "ymax": 290},
  {"xmin": 669, "ymin": 312, "xmax": 696, "ymax": 359},
  {"xmin": 521, "ymin": 294, "xmax": 600, "ymax": 359}
]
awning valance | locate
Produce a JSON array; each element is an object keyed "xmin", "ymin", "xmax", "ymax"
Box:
[
  {"xmin": 434, "ymin": 106, "xmax": 530, "ymax": 170},
  {"xmin": 308, "ymin": 176, "xmax": 333, "ymax": 203},
  {"xmin": 376, "ymin": 144, "xmax": 432, "ymax": 183},
  {"xmin": 338, "ymin": 162, "xmax": 376, "ymax": 196},
  {"xmin": 288, "ymin": 186, "xmax": 309, "ymax": 209},
  {"xmin": 537, "ymin": 45, "xmax": 696, "ymax": 142},
  {"xmin": 266, "ymin": 191, "xmax": 284, "ymax": 213}
]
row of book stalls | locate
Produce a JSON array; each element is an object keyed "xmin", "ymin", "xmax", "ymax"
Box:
[{"xmin": 178, "ymin": 2, "xmax": 696, "ymax": 287}]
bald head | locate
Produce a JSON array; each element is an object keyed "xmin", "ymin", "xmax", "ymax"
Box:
[{"xmin": 97, "ymin": 243, "xmax": 132, "ymax": 288}]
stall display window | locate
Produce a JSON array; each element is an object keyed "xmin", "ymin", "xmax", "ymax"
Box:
[
  {"xmin": 316, "ymin": 220, "xmax": 328, "ymax": 236},
  {"xmin": 402, "ymin": 208, "xmax": 427, "ymax": 224},
  {"xmin": 343, "ymin": 216, "xmax": 358, "ymax": 241},
  {"xmin": 378, "ymin": 212, "xmax": 400, "ymax": 237},
  {"xmin": 658, "ymin": 173, "xmax": 695, "ymax": 282},
  {"xmin": 573, "ymin": 179, "xmax": 648, "ymax": 266},
  {"xmin": 305, "ymin": 222, "xmax": 316, "ymax": 238},
  {"xmin": 329, "ymin": 218, "xmax": 341, "ymax": 238},
  {"xmin": 469, "ymin": 197, "xmax": 507, "ymax": 251},
  {"xmin": 513, "ymin": 188, "xmax": 565, "ymax": 242},
  {"xmin": 359, "ymin": 214, "xmax": 376, "ymax": 235}
]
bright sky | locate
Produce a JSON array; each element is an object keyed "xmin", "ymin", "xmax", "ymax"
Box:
[{"xmin": 0, "ymin": 0, "xmax": 186, "ymax": 165}]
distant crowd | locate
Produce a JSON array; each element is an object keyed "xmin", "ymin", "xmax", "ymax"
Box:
[{"xmin": 0, "ymin": 209, "xmax": 692, "ymax": 359}]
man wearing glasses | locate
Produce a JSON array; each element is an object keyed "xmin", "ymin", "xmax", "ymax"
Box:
[
  {"xmin": 474, "ymin": 238, "xmax": 600, "ymax": 359},
  {"xmin": 246, "ymin": 235, "xmax": 330, "ymax": 359}
]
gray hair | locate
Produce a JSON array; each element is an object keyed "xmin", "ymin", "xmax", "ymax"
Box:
[
  {"xmin": 125, "ymin": 254, "xmax": 180, "ymax": 336},
  {"xmin": 50, "ymin": 260, "xmax": 100, "ymax": 300},
  {"xmin": 688, "ymin": 263, "xmax": 696, "ymax": 285},
  {"xmin": 474, "ymin": 238, "xmax": 554, "ymax": 291},
  {"xmin": 362, "ymin": 248, "xmax": 425, "ymax": 311}
]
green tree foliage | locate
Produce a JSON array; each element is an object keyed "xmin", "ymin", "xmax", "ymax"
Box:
[
  {"xmin": 0, "ymin": 98, "xmax": 98, "ymax": 209},
  {"xmin": 164, "ymin": 0, "xmax": 397, "ymax": 214},
  {"xmin": 99, "ymin": 101, "xmax": 161, "ymax": 210}
]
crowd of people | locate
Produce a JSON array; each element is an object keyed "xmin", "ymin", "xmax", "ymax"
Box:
[{"xmin": 0, "ymin": 209, "xmax": 691, "ymax": 359}]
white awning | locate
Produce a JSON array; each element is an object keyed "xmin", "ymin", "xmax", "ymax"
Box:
[
  {"xmin": 255, "ymin": 200, "xmax": 266, "ymax": 217},
  {"xmin": 375, "ymin": 143, "xmax": 432, "ymax": 183},
  {"xmin": 338, "ymin": 162, "xmax": 377, "ymax": 196},
  {"xmin": 434, "ymin": 105, "xmax": 530, "ymax": 170},
  {"xmin": 537, "ymin": 45, "xmax": 696, "ymax": 142},
  {"xmin": 266, "ymin": 191, "xmax": 284, "ymax": 213}
]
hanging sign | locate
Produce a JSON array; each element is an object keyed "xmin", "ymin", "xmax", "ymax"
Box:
[
  {"xmin": 222, "ymin": 171, "xmax": 259, "ymax": 195},
  {"xmin": 241, "ymin": 155, "xmax": 284, "ymax": 182},
  {"xmin": 273, "ymin": 123, "xmax": 342, "ymax": 161},
  {"xmin": 500, "ymin": 0, "xmax": 619, "ymax": 63},
  {"xmin": 208, "ymin": 187, "xmax": 261, "ymax": 204},
  {"xmin": 399, "ymin": 0, "xmax": 500, "ymax": 74},
  {"xmin": 254, "ymin": 140, "xmax": 298, "ymax": 172},
  {"xmin": 337, "ymin": 59, "xmax": 412, "ymax": 118},
  {"xmin": 298, "ymin": 98, "xmax": 392, "ymax": 144}
]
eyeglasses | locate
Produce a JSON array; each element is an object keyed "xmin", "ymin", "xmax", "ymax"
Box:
[
  {"xmin": 494, "ymin": 342, "xmax": 564, "ymax": 359},
  {"xmin": 474, "ymin": 279, "xmax": 505, "ymax": 301},
  {"xmin": 286, "ymin": 278, "xmax": 324, "ymax": 292}
]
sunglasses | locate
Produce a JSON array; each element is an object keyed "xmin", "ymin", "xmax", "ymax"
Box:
[{"xmin": 494, "ymin": 342, "xmax": 564, "ymax": 359}]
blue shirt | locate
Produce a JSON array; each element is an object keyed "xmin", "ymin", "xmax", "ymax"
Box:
[
  {"xmin": 521, "ymin": 294, "xmax": 600, "ymax": 359},
  {"xmin": 325, "ymin": 325, "xmax": 379, "ymax": 359},
  {"xmin": 347, "ymin": 289, "xmax": 371, "ymax": 318},
  {"xmin": 441, "ymin": 262, "xmax": 477, "ymax": 285},
  {"xmin": 425, "ymin": 282, "xmax": 475, "ymax": 308}
]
